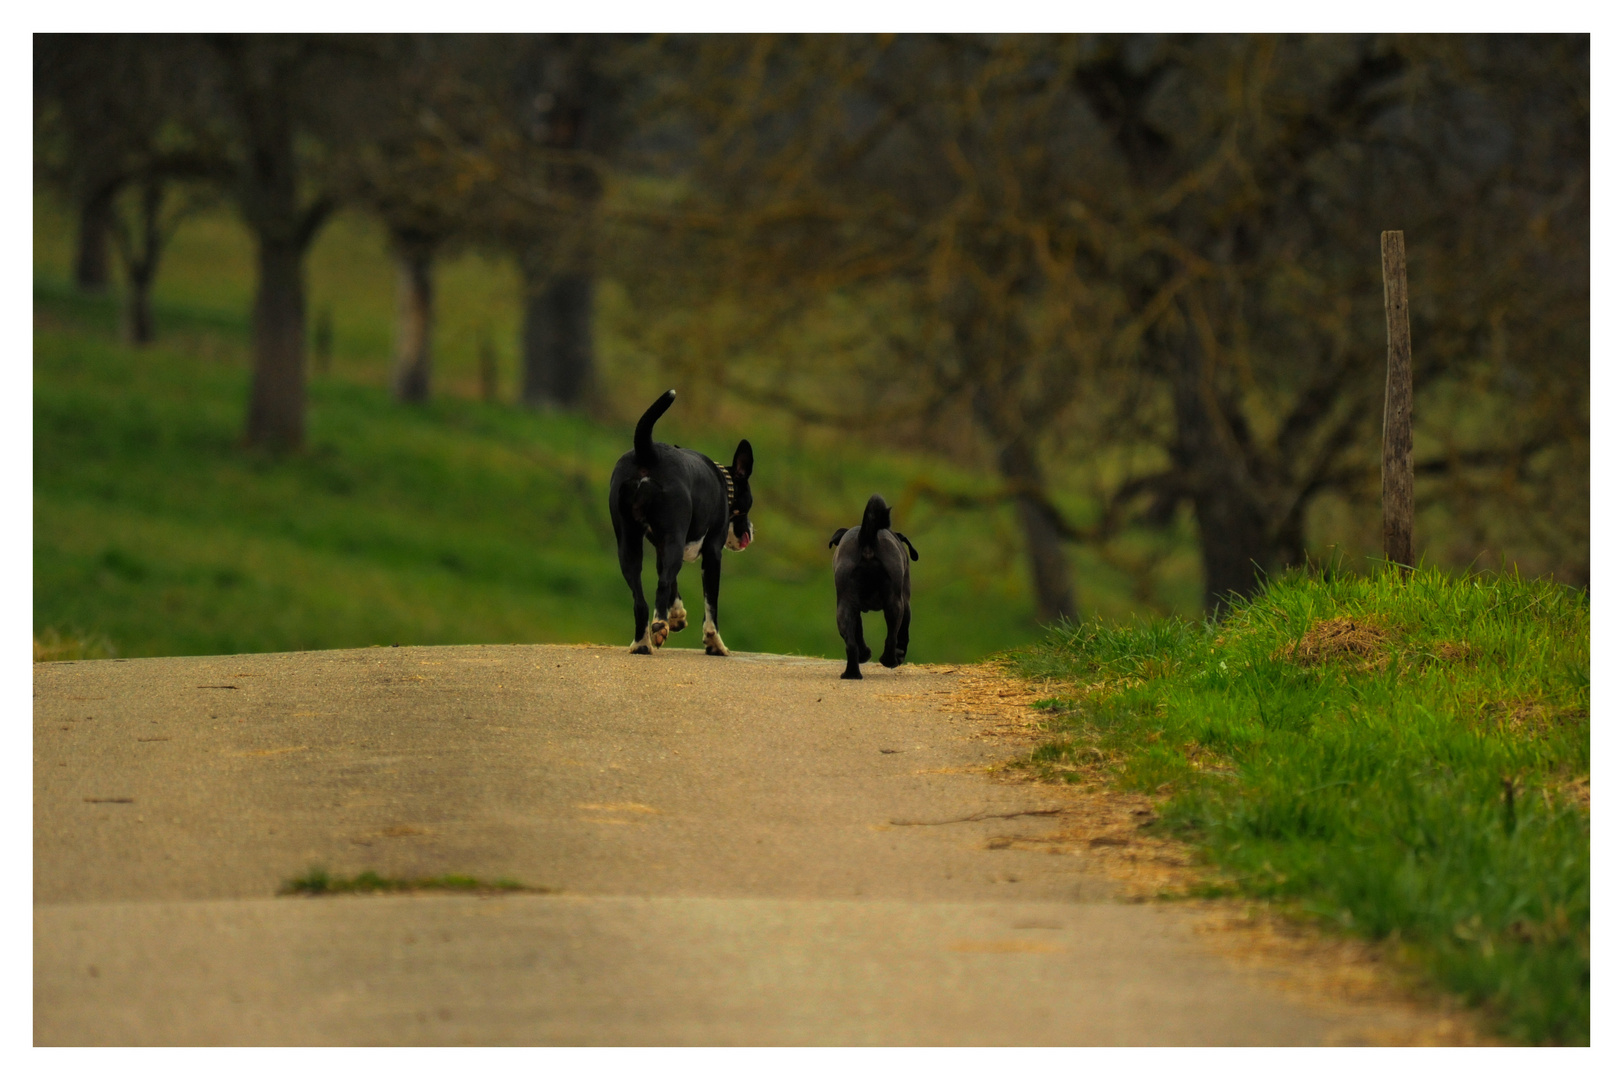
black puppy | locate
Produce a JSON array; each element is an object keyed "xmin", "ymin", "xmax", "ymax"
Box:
[
  {"xmin": 608, "ymin": 390, "xmax": 754, "ymax": 656},
  {"xmin": 829, "ymin": 494, "xmax": 919, "ymax": 680}
]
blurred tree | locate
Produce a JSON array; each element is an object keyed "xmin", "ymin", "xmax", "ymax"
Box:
[
  {"xmin": 408, "ymin": 34, "xmax": 637, "ymax": 413},
  {"xmin": 629, "ymin": 33, "xmax": 1587, "ymax": 616},
  {"xmin": 34, "ymin": 34, "xmax": 218, "ymax": 343},
  {"xmin": 196, "ymin": 34, "xmax": 359, "ymax": 450},
  {"xmin": 35, "ymin": 34, "xmax": 147, "ymax": 295},
  {"xmin": 340, "ymin": 35, "xmax": 491, "ymax": 404},
  {"xmin": 106, "ymin": 177, "xmax": 216, "ymax": 345},
  {"xmin": 508, "ymin": 35, "xmax": 614, "ymax": 412},
  {"xmin": 1069, "ymin": 34, "xmax": 1588, "ymax": 608}
]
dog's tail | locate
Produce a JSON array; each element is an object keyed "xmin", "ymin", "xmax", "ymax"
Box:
[
  {"xmin": 857, "ymin": 493, "xmax": 891, "ymax": 553},
  {"xmin": 634, "ymin": 389, "xmax": 677, "ymax": 468}
]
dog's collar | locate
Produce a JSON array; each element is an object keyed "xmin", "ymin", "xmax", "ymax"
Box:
[{"xmin": 710, "ymin": 459, "xmax": 735, "ymax": 513}]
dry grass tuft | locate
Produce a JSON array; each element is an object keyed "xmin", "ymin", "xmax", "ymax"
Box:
[
  {"xmin": 1189, "ymin": 902, "xmax": 1497, "ymax": 1045},
  {"xmin": 1432, "ymin": 641, "xmax": 1473, "ymax": 662},
  {"xmin": 988, "ymin": 788, "xmax": 1205, "ymax": 900},
  {"xmin": 921, "ymin": 661, "xmax": 1056, "ymax": 743},
  {"xmin": 1275, "ymin": 617, "xmax": 1390, "ymax": 668},
  {"xmin": 1558, "ymin": 774, "xmax": 1589, "ymax": 811},
  {"xmin": 34, "ymin": 628, "xmax": 116, "ymax": 663},
  {"xmin": 1472, "ymin": 696, "xmax": 1584, "ymax": 738}
]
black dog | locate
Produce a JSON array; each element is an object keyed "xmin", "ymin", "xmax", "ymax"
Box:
[
  {"xmin": 609, "ymin": 390, "xmax": 754, "ymax": 656},
  {"xmin": 829, "ymin": 494, "xmax": 918, "ymax": 679}
]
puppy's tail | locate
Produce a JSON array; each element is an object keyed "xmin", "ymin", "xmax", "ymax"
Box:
[
  {"xmin": 634, "ymin": 389, "xmax": 677, "ymax": 468},
  {"xmin": 857, "ymin": 493, "xmax": 891, "ymax": 553}
]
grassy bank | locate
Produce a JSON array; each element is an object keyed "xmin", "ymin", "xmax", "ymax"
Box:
[
  {"xmin": 1011, "ymin": 566, "xmax": 1589, "ymax": 1044},
  {"xmin": 34, "ymin": 293, "xmax": 1053, "ymax": 661}
]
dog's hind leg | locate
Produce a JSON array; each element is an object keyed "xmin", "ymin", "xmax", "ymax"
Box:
[
  {"xmin": 896, "ymin": 604, "xmax": 911, "ymax": 664},
  {"xmin": 649, "ymin": 536, "xmax": 684, "ymax": 648},
  {"xmin": 700, "ymin": 544, "xmax": 729, "ymax": 656},
  {"xmin": 879, "ymin": 597, "xmax": 904, "ymax": 668},
  {"xmin": 837, "ymin": 601, "xmax": 864, "ymax": 678},
  {"xmin": 620, "ymin": 533, "xmax": 654, "ymax": 654}
]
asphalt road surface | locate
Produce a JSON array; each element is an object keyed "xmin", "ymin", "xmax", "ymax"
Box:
[{"xmin": 36, "ymin": 644, "xmax": 1433, "ymax": 1045}]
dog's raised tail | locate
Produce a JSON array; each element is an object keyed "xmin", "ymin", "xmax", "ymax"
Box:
[
  {"xmin": 857, "ymin": 493, "xmax": 891, "ymax": 553},
  {"xmin": 634, "ymin": 389, "xmax": 677, "ymax": 468}
]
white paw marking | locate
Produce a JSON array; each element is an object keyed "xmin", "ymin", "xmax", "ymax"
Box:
[
  {"xmin": 703, "ymin": 618, "xmax": 728, "ymax": 656},
  {"xmin": 668, "ymin": 598, "xmax": 687, "ymax": 631}
]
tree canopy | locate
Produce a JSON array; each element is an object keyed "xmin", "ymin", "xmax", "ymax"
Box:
[{"xmin": 35, "ymin": 33, "xmax": 1589, "ymax": 615}]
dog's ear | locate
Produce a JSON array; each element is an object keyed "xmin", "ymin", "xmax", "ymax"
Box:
[
  {"xmin": 828, "ymin": 527, "xmax": 849, "ymax": 549},
  {"xmin": 732, "ymin": 440, "xmax": 754, "ymax": 479},
  {"xmin": 894, "ymin": 531, "xmax": 920, "ymax": 561}
]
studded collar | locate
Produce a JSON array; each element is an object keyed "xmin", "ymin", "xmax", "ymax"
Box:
[{"xmin": 710, "ymin": 459, "xmax": 735, "ymax": 514}]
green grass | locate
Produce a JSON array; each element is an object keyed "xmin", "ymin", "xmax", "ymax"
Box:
[
  {"xmin": 35, "ymin": 192, "xmax": 1194, "ymax": 661},
  {"xmin": 281, "ymin": 868, "xmax": 541, "ymax": 896},
  {"xmin": 1010, "ymin": 565, "xmax": 1589, "ymax": 1045},
  {"xmin": 33, "ymin": 303, "xmax": 1052, "ymax": 660}
]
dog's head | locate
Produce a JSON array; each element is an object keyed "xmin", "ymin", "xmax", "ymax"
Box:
[{"xmin": 724, "ymin": 440, "xmax": 755, "ymax": 551}]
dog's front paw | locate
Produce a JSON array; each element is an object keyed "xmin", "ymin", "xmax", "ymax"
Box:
[
  {"xmin": 630, "ymin": 641, "xmax": 652, "ymax": 655},
  {"xmin": 880, "ymin": 650, "xmax": 901, "ymax": 669},
  {"xmin": 841, "ymin": 666, "xmax": 863, "ymax": 679},
  {"xmin": 667, "ymin": 599, "xmax": 687, "ymax": 632},
  {"xmin": 649, "ymin": 619, "xmax": 669, "ymax": 648},
  {"xmin": 703, "ymin": 625, "xmax": 729, "ymax": 656}
]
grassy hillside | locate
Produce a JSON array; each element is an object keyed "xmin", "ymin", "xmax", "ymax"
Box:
[
  {"xmin": 1012, "ymin": 566, "xmax": 1589, "ymax": 1044},
  {"xmin": 35, "ymin": 196, "xmax": 1191, "ymax": 661}
]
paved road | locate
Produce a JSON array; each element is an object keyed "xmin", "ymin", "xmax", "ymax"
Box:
[{"xmin": 36, "ymin": 644, "xmax": 1427, "ymax": 1045}]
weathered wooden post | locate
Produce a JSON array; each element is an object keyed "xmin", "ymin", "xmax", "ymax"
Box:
[{"xmin": 1380, "ymin": 230, "xmax": 1414, "ymax": 574}]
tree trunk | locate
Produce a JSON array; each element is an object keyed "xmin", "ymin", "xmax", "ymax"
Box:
[
  {"xmin": 215, "ymin": 38, "xmax": 328, "ymax": 452},
  {"xmin": 74, "ymin": 186, "xmax": 115, "ymax": 293},
  {"xmin": 246, "ymin": 237, "xmax": 307, "ymax": 450},
  {"xmin": 1014, "ymin": 491, "xmax": 1079, "ymax": 623},
  {"xmin": 120, "ymin": 180, "xmax": 164, "ymax": 347},
  {"xmin": 390, "ymin": 239, "xmax": 435, "ymax": 403},
  {"xmin": 1188, "ymin": 483, "xmax": 1271, "ymax": 615},
  {"xmin": 521, "ymin": 268, "xmax": 594, "ymax": 409},
  {"xmin": 990, "ymin": 431, "xmax": 1078, "ymax": 623},
  {"xmin": 1170, "ymin": 321, "xmax": 1286, "ymax": 614},
  {"xmin": 123, "ymin": 264, "xmax": 156, "ymax": 346},
  {"xmin": 312, "ymin": 307, "xmax": 333, "ymax": 376},
  {"xmin": 478, "ymin": 332, "xmax": 499, "ymax": 402}
]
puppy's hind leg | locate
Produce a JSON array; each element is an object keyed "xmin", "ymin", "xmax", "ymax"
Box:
[
  {"xmin": 879, "ymin": 597, "xmax": 904, "ymax": 668},
  {"xmin": 837, "ymin": 600, "xmax": 864, "ymax": 679}
]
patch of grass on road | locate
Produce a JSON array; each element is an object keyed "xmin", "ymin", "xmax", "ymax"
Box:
[
  {"xmin": 1009, "ymin": 565, "xmax": 1589, "ymax": 1045},
  {"xmin": 281, "ymin": 868, "xmax": 543, "ymax": 896}
]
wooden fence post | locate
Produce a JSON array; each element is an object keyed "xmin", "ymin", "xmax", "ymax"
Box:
[{"xmin": 1380, "ymin": 230, "xmax": 1414, "ymax": 573}]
